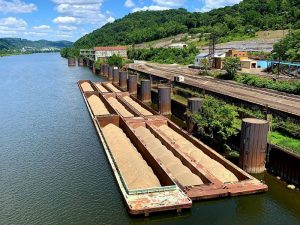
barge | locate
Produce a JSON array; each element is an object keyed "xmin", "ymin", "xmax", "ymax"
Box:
[
  {"xmin": 78, "ymin": 80, "xmax": 268, "ymax": 215},
  {"xmin": 78, "ymin": 80, "xmax": 192, "ymax": 216}
]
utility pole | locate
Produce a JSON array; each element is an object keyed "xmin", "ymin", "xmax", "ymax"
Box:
[{"xmin": 209, "ymin": 34, "xmax": 216, "ymax": 69}]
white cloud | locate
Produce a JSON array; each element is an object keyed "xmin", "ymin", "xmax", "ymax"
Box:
[
  {"xmin": 33, "ymin": 25, "xmax": 51, "ymax": 31},
  {"xmin": 50, "ymin": 0, "xmax": 115, "ymax": 41},
  {"xmin": 0, "ymin": 17, "xmax": 27, "ymax": 37},
  {"xmin": 124, "ymin": 0, "xmax": 135, "ymax": 8},
  {"xmin": 152, "ymin": 0, "xmax": 185, "ymax": 7},
  {"xmin": 53, "ymin": 16, "xmax": 78, "ymax": 24},
  {"xmin": 106, "ymin": 16, "xmax": 115, "ymax": 23},
  {"xmin": 0, "ymin": 0, "xmax": 37, "ymax": 13},
  {"xmin": 58, "ymin": 25, "xmax": 77, "ymax": 31},
  {"xmin": 200, "ymin": 0, "xmax": 242, "ymax": 12},
  {"xmin": 0, "ymin": 17, "xmax": 27, "ymax": 27},
  {"xmin": 133, "ymin": 5, "xmax": 170, "ymax": 12},
  {"xmin": 24, "ymin": 31, "xmax": 48, "ymax": 37}
]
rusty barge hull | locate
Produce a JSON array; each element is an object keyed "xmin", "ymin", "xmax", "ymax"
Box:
[{"xmin": 78, "ymin": 80, "xmax": 192, "ymax": 216}]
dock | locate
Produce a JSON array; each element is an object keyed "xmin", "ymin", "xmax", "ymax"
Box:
[{"xmin": 78, "ymin": 80, "xmax": 268, "ymax": 216}]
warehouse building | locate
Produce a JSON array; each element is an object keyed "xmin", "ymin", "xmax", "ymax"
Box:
[{"xmin": 94, "ymin": 46, "xmax": 127, "ymax": 60}]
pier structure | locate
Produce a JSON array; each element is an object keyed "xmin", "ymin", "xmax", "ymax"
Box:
[
  {"xmin": 128, "ymin": 75, "xmax": 137, "ymax": 95},
  {"xmin": 140, "ymin": 80, "xmax": 151, "ymax": 102}
]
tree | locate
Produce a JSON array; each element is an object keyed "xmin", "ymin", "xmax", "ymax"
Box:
[
  {"xmin": 190, "ymin": 96, "xmax": 239, "ymax": 151},
  {"xmin": 107, "ymin": 54, "xmax": 123, "ymax": 68},
  {"xmin": 200, "ymin": 58, "xmax": 210, "ymax": 74},
  {"xmin": 223, "ymin": 57, "xmax": 240, "ymax": 79}
]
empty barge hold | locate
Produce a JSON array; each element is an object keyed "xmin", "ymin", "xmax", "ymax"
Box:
[{"xmin": 78, "ymin": 81, "xmax": 192, "ymax": 216}]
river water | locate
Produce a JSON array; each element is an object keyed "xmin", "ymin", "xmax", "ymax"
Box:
[{"xmin": 0, "ymin": 53, "xmax": 299, "ymax": 225}]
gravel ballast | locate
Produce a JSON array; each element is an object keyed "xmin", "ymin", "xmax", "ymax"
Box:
[
  {"xmin": 134, "ymin": 126, "xmax": 203, "ymax": 186},
  {"xmin": 81, "ymin": 82, "xmax": 94, "ymax": 92},
  {"xmin": 95, "ymin": 84, "xmax": 109, "ymax": 92},
  {"xmin": 87, "ymin": 95, "xmax": 110, "ymax": 116},
  {"xmin": 107, "ymin": 97, "xmax": 134, "ymax": 117},
  {"xmin": 106, "ymin": 83, "xmax": 121, "ymax": 93},
  {"xmin": 123, "ymin": 96, "xmax": 153, "ymax": 116},
  {"xmin": 158, "ymin": 125, "xmax": 239, "ymax": 183},
  {"xmin": 102, "ymin": 124, "xmax": 161, "ymax": 190}
]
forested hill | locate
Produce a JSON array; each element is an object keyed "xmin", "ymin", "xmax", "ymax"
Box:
[
  {"xmin": 74, "ymin": 0, "xmax": 300, "ymax": 48},
  {"xmin": 0, "ymin": 38, "xmax": 73, "ymax": 50}
]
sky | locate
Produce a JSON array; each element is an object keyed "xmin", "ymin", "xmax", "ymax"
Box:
[{"xmin": 0, "ymin": 0, "xmax": 242, "ymax": 42}]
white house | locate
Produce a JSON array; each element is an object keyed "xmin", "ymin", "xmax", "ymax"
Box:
[
  {"xmin": 194, "ymin": 53, "xmax": 210, "ymax": 68},
  {"xmin": 169, "ymin": 43, "xmax": 188, "ymax": 49}
]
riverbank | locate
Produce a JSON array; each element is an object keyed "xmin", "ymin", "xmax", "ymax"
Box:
[{"xmin": 0, "ymin": 50, "xmax": 61, "ymax": 58}]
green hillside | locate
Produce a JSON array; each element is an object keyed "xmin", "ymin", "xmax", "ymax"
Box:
[
  {"xmin": 74, "ymin": 0, "xmax": 300, "ymax": 48},
  {"xmin": 0, "ymin": 38, "xmax": 73, "ymax": 50}
]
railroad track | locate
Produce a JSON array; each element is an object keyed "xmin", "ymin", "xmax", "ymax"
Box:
[{"xmin": 129, "ymin": 63, "xmax": 300, "ymax": 118}]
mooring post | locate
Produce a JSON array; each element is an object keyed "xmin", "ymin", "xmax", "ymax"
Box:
[
  {"xmin": 92, "ymin": 63, "xmax": 96, "ymax": 74},
  {"xmin": 68, "ymin": 58, "xmax": 76, "ymax": 66},
  {"xmin": 78, "ymin": 58, "xmax": 84, "ymax": 66},
  {"xmin": 239, "ymin": 118, "xmax": 269, "ymax": 174},
  {"xmin": 113, "ymin": 67, "xmax": 119, "ymax": 84},
  {"xmin": 158, "ymin": 86, "xmax": 171, "ymax": 115},
  {"xmin": 186, "ymin": 98, "xmax": 203, "ymax": 133},
  {"xmin": 104, "ymin": 64, "xmax": 109, "ymax": 77},
  {"xmin": 140, "ymin": 79, "xmax": 151, "ymax": 102},
  {"xmin": 119, "ymin": 71, "xmax": 128, "ymax": 90},
  {"xmin": 108, "ymin": 66, "xmax": 113, "ymax": 81},
  {"xmin": 128, "ymin": 75, "xmax": 137, "ymax": 95}
]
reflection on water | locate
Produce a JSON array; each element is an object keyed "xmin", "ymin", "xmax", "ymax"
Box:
[{"xmin": 0, "ymin": 53, "xmax": 299, "ymax": 225}]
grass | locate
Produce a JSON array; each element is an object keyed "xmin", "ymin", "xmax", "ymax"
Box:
[
  {"xmin": 269, "ymin": 131, "xmax": 300, "ymax": 154},
  {"xmin": 172, "ymin": 94, "xmax": 188, "ymax": 105}
]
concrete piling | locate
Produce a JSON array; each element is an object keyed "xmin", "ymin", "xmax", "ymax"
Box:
[
  {"xmin": 140, "ymin": 79, "xmax": 151, "ymax": 102},
  {"xmin": 119, "ymin": 71, "xmax": 128, "ymax": 89},
  {"xmin": 128, "ymin": 75, "xmax": 137, "ymax": 95},
  {"xmin": 188, "ymin": 98, "xmax": 203, "ymax": 113},
  {"xmin": 92, "ymin": 63, "xmax": 96, "ymax": 74},
  {"xmin": 186, "ymin": 98, "xmax": 203, "ymax": 133},
  {"xmin": 104, "ymin": 64, "xmax": 109, "ymax": 77},
  {"xmin": 158, "ymin": 86, "xmax": 171, "ymax": 115},
  {"xmin": 108, "ymin": 66, "xmax": 114, "ymax": 81},
  {"xmin": 239, "ymin": 118, "xmax": 269, "ymax": 174},
  {"xmin": 78, "ymin": 58, "xmax": 84, "ymax": 66},
  {"xmin": 68, "ymin": 58, "xmax": 76, "ymax": 66},
  {"xmin": 113, "ymin": 67, "xmax": 120, "ymax": 84}
]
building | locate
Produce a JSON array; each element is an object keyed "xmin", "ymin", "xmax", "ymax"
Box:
[
  {"xmin": 194, "ymin": 53, "xmax": 210, "ymax": 68},
  {"xmin": 169, "ymin": 43, "xmax": 188, "ymax": 49},
  {"xmin": 80, "ymin": 49, "xmax": 95, "ymax": 59},
  {"xmin": 240, "ymin": 59, "xmax": 258, "ymax": 69},
  {"xmin": 212, "ymin": 52, "xmax": 226, "ymax": 69},
  {"xmin": 94, "ymin": 46, "xmax": 127, "ymax": 60},
  {"xmin": 226, "ymin": 49, "xmax": 248, "ymax": 59},
  {"xmin": 195, "ymin": 52, "xmax": 226, "ymax": 69}
]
